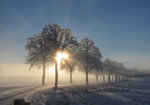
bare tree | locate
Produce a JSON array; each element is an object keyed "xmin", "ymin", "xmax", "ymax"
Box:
[
  {"xmin": 91, "ymin": 60, "xmax": 103, "ymax": 82},
  {"xmin": 95, "ymin": 61, "xmax": 103, "ymax": 82},
  {"xmin": 113, "ymin": 61, "xmax": 125, "ymax": 81},
  {"xmin": 25, "ymin": 24, "xmax": 77, "ymax": 87},
  {"xmin": 77, "ymin": 38, "xmax": 102, "ymax": 85},
  {"xmin": 42, "ymin": 24, "xmax": 77, "ymax": 87},
  {"xmin": 103, "ymin": 58, "xmax": 127, "ymax": 82},
  {"xmin": 25, "ymin": 33, "xmax": 51, "ymax": 85},
  {"xmin": 62, "ymin": 60, "xmax": 76, "ymax": 83},
  {"xmin": 61, "ymin": 47, "xmax": 78, "ymax": 83},
  {"xmin": 103, "ymin": 58, "xmax": 113, "ymax": 82}
]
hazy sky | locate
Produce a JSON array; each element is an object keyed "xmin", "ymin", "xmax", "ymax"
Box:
[{"xmin": 0, "ymin": 0, "xmax": 150, "ymax": 76}]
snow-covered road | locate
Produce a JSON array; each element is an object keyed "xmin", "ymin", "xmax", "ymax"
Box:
[{"xmin": 0, "ymin": 85, "xmax": 51, "ymax": 105}]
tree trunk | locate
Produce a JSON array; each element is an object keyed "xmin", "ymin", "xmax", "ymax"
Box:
[
  {"xmin": 118, "ymin": 75, "xmax": 121, "ymax": 81},
  {"xmin": 96, "ymin": 74, "xmax": 98, "ymax": 82},
  {"xmin": 42, "ymin": 64, "xmax": 46, "ymax": 85},
  {"xmin": 108, "ymin": 73, "xmax": 110, "ymax": 82},
  {"xmin": 55, "ymin": 61, "xmax": 58, "ymax": 88},
  {"xmin": 122, "ymin": 76, "xmax": 125, "ymax": 80},
  {"xmin": 122, "ymin": 76, "xmax": 124, "ymax": 80},
  {"xmin": 86, "ymin": 69, "xmax": 88, "ymax": 85},
  {"xmin": 115, "ymin": 75, "xmax": 118, "ymax": 82},
  {"xmin": 111, "ymin": 75, "xmax": 114, "ymax": 81},
  {"xmin": 70, "ymin": 70, "xmax": 72, "ymax": 83},
  {"xmin": 42, "ymin": 57, "xmax": 46, "ymax": 85},
  {"xmin": 103, "ymin": 74, "xmax": 105, "ymax": 82}
]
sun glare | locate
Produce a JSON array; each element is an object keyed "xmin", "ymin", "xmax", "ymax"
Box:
[
  {"xmin": 55, "ymin": 52, "xmax": 68, "ymax": 64},
  {"xmin": 48, "ymin": 51, "xmax": 69, "ymax": 76}
]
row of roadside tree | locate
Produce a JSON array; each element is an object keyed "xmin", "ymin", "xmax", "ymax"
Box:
[{"xmin": 25, "ymin": 23, "xmax": 141, "ymax": 87}]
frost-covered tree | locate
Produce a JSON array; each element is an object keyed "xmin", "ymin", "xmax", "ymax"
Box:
[
  {"xmin": 91, "ymin": 60, "xmax": 103, "ymax": 82},
  {"xmin": 95, "ymin": 61, "xmax": 103, "ymax": 82},
  {"xmin": 103, "ymin": 58, "xmax": 113, "ymax": 82},
  {"xmin": 42, "ymin": 24, "xmax": 77, "ymax": 87},
  {"xmin": 61, "ymin": 47, "xmax": 78, "ymax": 83},
  {"xmin": 25, "ymin": 33, "xmax": 51, "ymax": 85},
  {"xmin": 26, "ymin": 23, "xmax": 77, "ymax": 87},
  {"xmin": 61, "ymin": 60, "xmax": 76, "ymax": 83},
  {"xmin": 77, "ymin": 38, "xmax": 102, "ymax": 85},
  {"xmin": 113, "ymin": 61, "xmax": 125, "ymax": 81},
  {"xmin": 103, "ymin": 58, "xmax": 126, "ymax": 82}
]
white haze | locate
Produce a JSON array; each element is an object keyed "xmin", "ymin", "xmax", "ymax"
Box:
[{"xmin": 0, "ymin": 69, "xmax": 104, "ymax": 87}]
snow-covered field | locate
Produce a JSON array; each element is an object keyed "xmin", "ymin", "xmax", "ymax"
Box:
[{"xmin": 0, "ymin": 77, "xmax": 150, "ymax": 105}]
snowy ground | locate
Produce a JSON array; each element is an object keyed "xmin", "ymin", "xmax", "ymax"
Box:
[
  {"xmin": 0, "ymin": 77, "xmax": 150, "ymax": 105},
  {"xmin": 30, "ymin": 77, "xmax": 150, "ymax": 105}
]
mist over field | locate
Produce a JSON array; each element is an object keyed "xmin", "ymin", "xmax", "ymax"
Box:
[{"xmin": 0, "ymin": 71, "xmax": 105, "ymax": 87}]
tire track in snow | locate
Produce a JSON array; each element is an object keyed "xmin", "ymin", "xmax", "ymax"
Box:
[{"xmin": 0, "ymin": 86, "xmax": 42, "ymax": 105}]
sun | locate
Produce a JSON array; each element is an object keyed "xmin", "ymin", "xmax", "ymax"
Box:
[
  {"xmin": 47, "ymin": 51, "xmax": 69, "ymax": 75},
  {"xmin": 48, "ymin": 52, "xmax": 69, "ymax": 74},
  {"xmin": 55, "ymin": 51, "xmax": 68, "ymax": 64}
]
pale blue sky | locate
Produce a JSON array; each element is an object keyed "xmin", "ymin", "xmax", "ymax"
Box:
[{"xmin": 0, "ymin": 0, "xmax": 150, "ymax": 76}]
